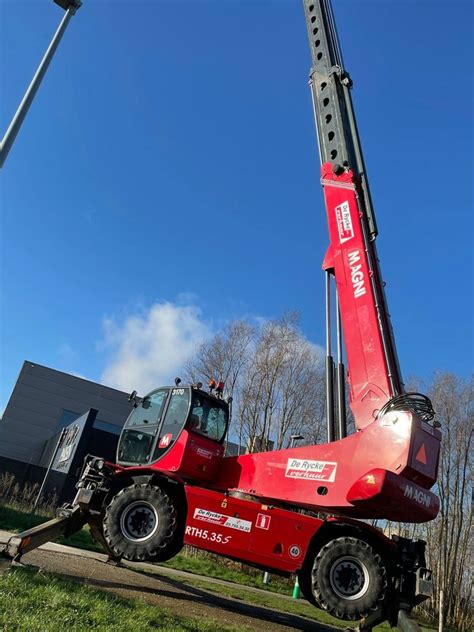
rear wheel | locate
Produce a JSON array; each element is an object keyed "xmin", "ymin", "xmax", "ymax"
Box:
[
  {"xmin": 103, "ymin": 483, "xmax": 180, "ymax": 562},
  {"xmin": 310, "ymin": 537, "xmax": 387, "ymax": 621}
]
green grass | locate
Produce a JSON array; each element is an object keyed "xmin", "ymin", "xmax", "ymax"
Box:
[
  {"xmin": 160, "ymin": 572, "xmax": 347, "ymax": 629},
  {"xmin": 0, "ymin": 505, "xmax": 47, "ymax": 533},
  {"xmin": 168, "ymin": 576, "xmax": 438, "ymax": 632},
  {"xmin": 161, "ymin": 553, "xmax": 293, "ymax": 595},
  {"xmin": 0, "ymin": 567, "xmax": 239, "ymax": 632},
  {"xmin": 0, "ymin": 505, "xmax": 103, "ymax": 553}
]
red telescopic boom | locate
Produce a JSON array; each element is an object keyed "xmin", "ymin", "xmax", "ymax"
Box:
[{"xmin": 304, "ymin": 0, "xmax": 405, "ymax": 432}]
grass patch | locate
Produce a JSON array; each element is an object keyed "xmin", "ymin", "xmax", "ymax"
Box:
[
  {"xmin": 165, "ymin": 574, "xmax": 347, "ymax": 629},
  {"xmin": 0, "ymin": 505, "xmax": 47, "ymax": 533},
  {"xmin": 171, "ymin": 576, "xmax": 439, "ymax": 632},
  {"xmin": 0, "ymin": 505, "xmax": 103, "ymax": 553},
  {"xmin": 161, "ymin": 552, "xmax": 293, "ymax": 595},
  {"xmin": 0, "ymin": 567, "xmax": 239, "ymax": 632}
]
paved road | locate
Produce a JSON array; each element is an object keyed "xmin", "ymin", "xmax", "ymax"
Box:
[{"xmin": 0, "ymin": 530, "xmax": 336, "ymax": 632}]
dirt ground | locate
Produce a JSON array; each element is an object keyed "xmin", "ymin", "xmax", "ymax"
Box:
[{"xmin": 13, "ymin": 548, "xmax": 334, "ymax": 632}]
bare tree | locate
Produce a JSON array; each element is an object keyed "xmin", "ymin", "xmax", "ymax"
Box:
[
  {"xmin": 237, "ymin": 313, "xmax": 325, "ymax": 452},
  {"xmin": 275, "ymin": 338, "xmax": 324, "ymax": 448},
  {"xmin": 184, "ymin": 320, "xmax": 255, "ymax": 450},
  {"xmin": 423, "ymin": 373, "xmax": 473, "ymax": 631},
  {"xmin": 185, "ymin": 313, "xmax": 326, "ymax": 454},
  {"xmin": 239, "ymin": 315, "xmax": 297, "ymax": 451},
  {"xmin": 184, "ymin": 320, "xmax": 255, "ymax": 398}
]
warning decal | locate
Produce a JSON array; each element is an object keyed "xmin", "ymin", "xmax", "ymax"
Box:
[
  {"xmin": 255, "ymin": 513, "xmax": 271, "ymax": 530},
  {"xmin": 193, "ymin": 508, "xmax": 252, "ymax": 532},
  {"xmin": 415, "ymin": 443, "xmax": 427, "ymax": 465},
  {"xmin": 285, "ymin": 459, "xmax": 337, "ymax": 482},
  {"xmin": 197, "ymin": 447, "xmax": 214, "ymax": 459}
]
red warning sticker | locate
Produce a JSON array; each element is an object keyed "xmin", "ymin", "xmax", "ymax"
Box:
[
  {"xmin": 415, "ymin": 443, "xmax": 427, "ymax": 465},
  {"xmin": 255, "ymin": 513, "xmax": 271, "ymax": 530}
]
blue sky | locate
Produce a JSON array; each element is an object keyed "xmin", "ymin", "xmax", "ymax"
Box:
[{"xmin": 1, "ymin": 0, "xmax": 472, "ymax": 407}]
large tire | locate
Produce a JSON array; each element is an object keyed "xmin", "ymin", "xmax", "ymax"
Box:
[
  {"xmin": 311, "ymin": 537, "xmax": 387, "ymax": 621},
  {"xmin": 103, "ymin": 483, "xmax": 178, "ymax": 562}
]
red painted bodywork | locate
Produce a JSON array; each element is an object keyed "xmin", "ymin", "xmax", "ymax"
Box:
[
  {"xmin": 116, "ymin": 165, "xmax": 440, "ymax": 527},
  {"xmin": 182, "ymin": 485, "xmax": 396, "ymax": 574},
  {"xmin": 106, "ymin": 164, "xmax": 440, "ymax": 577},
  {"xmin": 213, "ymin": 412, "xmax": 440, "ymax": 522},
  {"xmin": 321, "ymin": 164, "xmax": 395, "ymax": 428},
  {"xmin": 112, "ymin": 406, "xmax": 439, "ymax": 523}
]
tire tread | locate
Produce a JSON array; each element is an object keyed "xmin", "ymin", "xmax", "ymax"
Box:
[
  {"xmin": 311, "ymin": 536, "xmax": 387, "ymax": 621},
  {"xmin": 103, "ymin": 483, "xmax": 177, "ymax": 562}
]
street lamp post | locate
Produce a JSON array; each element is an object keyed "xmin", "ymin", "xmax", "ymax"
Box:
[
  {"xmin": 32, "ymin": 427, "xmax": 66, "ymax": 514},
  {"xmin": 290, "ymin": 434, "xmax": 304, "ymax": 449},
  {"xmin": 0, "ymin": 0, "xmax": 82, "ymax": 168}
]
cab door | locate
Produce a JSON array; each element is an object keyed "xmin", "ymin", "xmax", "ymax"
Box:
[
  {"xmin": 117, "ymin": 388, "xmax": 168, "ymax": 465},
  {"xmin": 151, "ymin": 387, "xmax": 191, "ymax": 462},
  {"xmin": 179, "ymin": 392, "xmax": 227, "ymax": 481}
]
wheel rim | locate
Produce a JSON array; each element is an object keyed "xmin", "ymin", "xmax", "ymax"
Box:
[
  {"xmin": 329, "ymin": 555, "xmax": 370, "ymax": 601},
  {"xmin": 120, "ymin": 501, "xmax": 158, "ymax": 542}
]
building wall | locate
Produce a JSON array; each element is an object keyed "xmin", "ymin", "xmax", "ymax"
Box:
[{"xmin": 0, "ymin": 361, "xmax": 133, "ymax": 467}]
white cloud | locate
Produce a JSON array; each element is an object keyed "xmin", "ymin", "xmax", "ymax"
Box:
[{"xmin": 100, "ymin": 302, "xmax": 211, "ymax": 394}]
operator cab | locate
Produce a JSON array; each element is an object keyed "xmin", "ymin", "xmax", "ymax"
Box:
[{"xmin": 117, "ymin": 382, "xmax": 229, "ymax": 470}]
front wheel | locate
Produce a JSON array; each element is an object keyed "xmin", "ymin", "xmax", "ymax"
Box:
[
  {"xmin": 310, "ymin": 537, "xmax": 387, "ymax": 621},
  {"xmin": 103, "ymin": 483, "xmax": 180, "ymax": 562}
]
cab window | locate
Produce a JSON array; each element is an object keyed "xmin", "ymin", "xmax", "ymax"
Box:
[
  {"xmin": 118, "ymin": 428, "xmax": 156, "ymax": 464},
  {"xmin": 188, "ymin": 394, "xmax": 227, "ymax": 442},
  {"xmin": 127, "ymin": 389, "xmax": 168, "ymax": 427}
]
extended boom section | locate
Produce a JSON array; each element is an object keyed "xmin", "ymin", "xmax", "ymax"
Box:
[{"xmin": 304, "ymin": 0, "xmax": 404, "ymax": 430}]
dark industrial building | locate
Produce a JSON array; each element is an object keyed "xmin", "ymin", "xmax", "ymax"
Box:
[{"xmin": 0, "ymin": 361, "xmax": 134, "ymax": 501}]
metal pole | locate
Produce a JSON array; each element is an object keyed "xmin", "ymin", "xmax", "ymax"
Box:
[
  {"xmin": 325, "ymin": 271, "xmax": 335, "ymax": 442},
  {"xmin": 0, "ymin": 2, "xmax": 81, "ymax": 168},
  {"xmin": 438, "ymin": 589, "xmax": 444, "ymax": 632},
  {"xmin": 335, "ymin": 290, "xmax": 347, "ymax": 439},
  {"xmin": 32, "ymin": 428, "xmax": 66, "ymax": 514}
]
